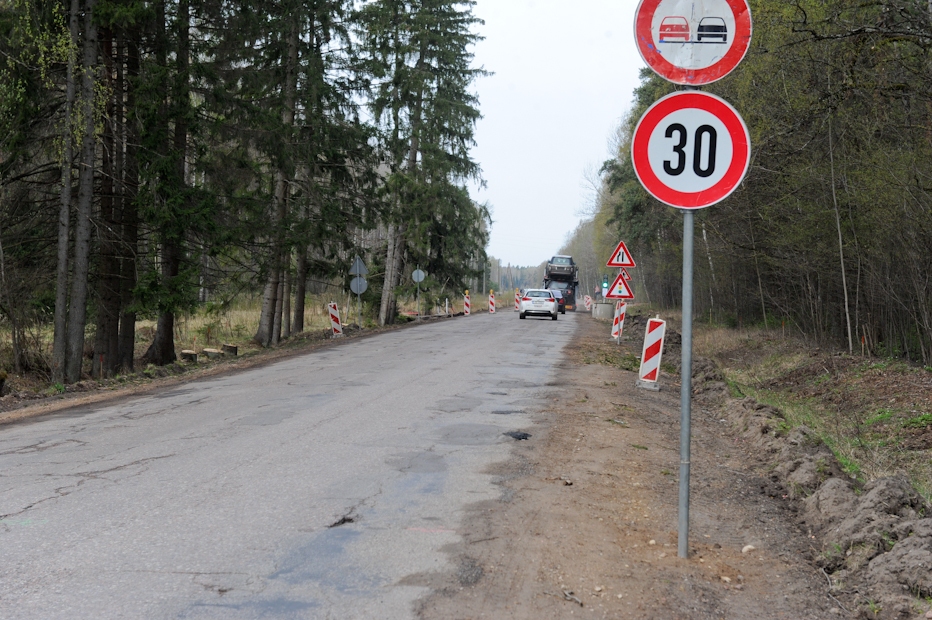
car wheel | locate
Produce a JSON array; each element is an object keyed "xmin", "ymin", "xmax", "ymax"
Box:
[
  {"xmin": 552, "ymin": 312, "xmax": 558, "ymax": 321},
  {"xmin": 561, "ymin": 309, "xmax": 566, "ymax": 314},
  {"xmin": 519, "ymin": 312, "xmax": 526, "ymax": 319}
]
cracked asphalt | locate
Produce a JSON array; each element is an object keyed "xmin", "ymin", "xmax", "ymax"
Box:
[{"xmin": 0, "ymin": 311, "xmax": 576, "ymax": 619}]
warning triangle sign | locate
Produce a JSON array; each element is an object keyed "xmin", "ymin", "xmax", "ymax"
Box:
[
  {"xmin": 607, "ymin": 241, "xmax": 636, "ymax": 268},
  {"xmin": 604, "ymin": 273, "xmax": 635, "ymax": 300},
  {"xmin": 621, "ymin": 268, "xmax": 632, "ymax": 281}
]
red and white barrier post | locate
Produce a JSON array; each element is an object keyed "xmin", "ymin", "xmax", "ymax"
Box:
[
  {"xmin": 611, "ymin": 301, "xmax": 627, "ymax": 341},
  {"xmin": 636, "ymin": 317, "xmax": 666, "ymax": 390},
  {"xmin": 464, "ymin": 290, "xmax": 471, "ymax": 316},
  {"xmin": 514, "ymin": 288, "xmax": 520, "ymax": 312},
  {"xmin": 488, "ymin": 290, "xmax": 495, "ymax": 314},
  {"xmin": 328, "ymin": 302, "xmax": 344, "ymax": 337},
  {"xmin": 584, "ymin": 295, "xmax": 592, "ymax": 311}
]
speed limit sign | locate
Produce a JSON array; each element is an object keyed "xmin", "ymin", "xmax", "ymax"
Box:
[{"xmin": 631, "ymin": 90, "xmax": 750, "ymax": 209}]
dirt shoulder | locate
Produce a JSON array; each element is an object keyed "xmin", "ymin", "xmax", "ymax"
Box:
[{"xmin": 415, "ymin": 313, "xmax": 849, "ymax": 619}]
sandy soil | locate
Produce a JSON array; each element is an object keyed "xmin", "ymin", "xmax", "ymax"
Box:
[{"xmin": 416, "ymin": 313, "xmax": 844, "ymax": 619}]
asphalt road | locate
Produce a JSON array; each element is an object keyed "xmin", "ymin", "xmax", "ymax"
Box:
[{"xmin": 0, "ymin": 310, "xmax": 577, "ymax": 619}]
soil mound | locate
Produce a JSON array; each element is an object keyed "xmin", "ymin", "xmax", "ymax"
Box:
[{"xmin": 699, "ymin": 360, "xmax": 932, "ymax": 619}]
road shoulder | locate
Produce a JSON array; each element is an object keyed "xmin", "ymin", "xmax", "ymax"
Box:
[{"xmin": 416, "ymin": 313, "xmax": 837, "ymax": 619}]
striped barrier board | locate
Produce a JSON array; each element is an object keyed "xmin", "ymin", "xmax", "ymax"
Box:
[
  {"xmin": 611, "ymin": 302, "xmax": 627, "ymax": 340},
  {"xmin": 489, "ymin": 291, "xmax": 496, "ymax": 314},
  {"xmin": 584, "ymin": 295, "xmax": 592, "ymax": 311},
  {"xmin": 328, "ymin": 302, "xmax": 344, "ymax": 337},
  {"xmin": 636, "ymin": 317, "xmax": 666, "ymax": 391},
  {"xmin": 464, "ymin": 292, "xmax": 471, "ymax": 316},
  {"xmin": 514, "ymin": 289, "xmax": 520, "ymax": 311}
]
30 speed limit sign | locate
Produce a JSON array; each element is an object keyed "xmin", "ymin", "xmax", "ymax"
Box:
[{"xmin": 631, "ymin": 91, "xmax": 750, "ymax": 209}]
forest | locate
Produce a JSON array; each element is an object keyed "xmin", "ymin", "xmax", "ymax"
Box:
[
  {"xmin": 568, "ymin": 0, "xmax": 932, "ymax": 366},
  {"xmin": 0, "ymin": 0, "xmax": 489, "ymax": 384}
]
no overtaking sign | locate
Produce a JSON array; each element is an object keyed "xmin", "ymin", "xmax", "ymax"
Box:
[{"xmin": 635, "ymin": 0, "xmax": 752, "ymax": 85}]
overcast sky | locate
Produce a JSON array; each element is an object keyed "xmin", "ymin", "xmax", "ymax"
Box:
[{"xmin": 469, "ymin": 0, "xmax": 646, "ymax": 267}]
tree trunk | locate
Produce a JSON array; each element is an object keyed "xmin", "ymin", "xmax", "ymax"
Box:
[
  {"xmin": 255, "ymin": 16, "xmax": 298, "ymax": 346},
  {"xmin": 65, "ymin": 0, "xmax": 99, "ymax": 383},
  {"xmin": 143, "ymin": 0, "xmax": 187, "ymax": 366},
  {"xmin": 254, "ymin": 279, "xmax": 276, "ymax": 347},
  {"xmin": 52, "ymin": 0, "xmax": 80, "ymax": 384},
  {"xmin": 93, "ymin": 29, "xmax": 121, "ymax": 378},
  {"xmin": 282, "ymin": 258, "xmax": 292, "ymax": 338},
  {"xmin": 118, "ymin": 29, "xmax": 140, "ymax": 372},
  {"xmin": 828, "ymin": 117, "xmax": 853, "ymax": 354},
  {"xmin": 379, "ymin": 223, "xmax": 397, "ymax": 325},
  {"xmin": 0, "ymin": 215, "xmax": 26, "ymax": 373},
  {"xmin": 272, "ymin": 271, "xmax": 284, "ymax": 343},
  {"xmin": 142, "ymin": 243, "xmax": 179, "ymax": 364},
  {"xmin": 389, "ymin": 225, "xmax": 406, "ymax": 322},
  {"xmin": 292, "ymin": 246, "xmax": 307, "ymax": 333},
  {"xmin": 701, "ymin": 221, "xmax": 716, "ymax": 319}
]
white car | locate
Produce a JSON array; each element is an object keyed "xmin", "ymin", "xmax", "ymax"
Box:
[{"xmin": 518, "ymin": 289, "xmax": 558, "ymax": 321}]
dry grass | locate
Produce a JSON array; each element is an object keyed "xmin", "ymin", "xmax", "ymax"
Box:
[
  {"xmin": 141, "ymin": 295, "xmax": 336, "ymax": 357},
  {"xmin": 694, "ymin": 320, "xmax": 932, "ymax": 503}
]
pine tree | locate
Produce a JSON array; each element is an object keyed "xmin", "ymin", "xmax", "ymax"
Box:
[{"xmin": 356, "ymin": 0, "xmax": 486, "ymax": 325}]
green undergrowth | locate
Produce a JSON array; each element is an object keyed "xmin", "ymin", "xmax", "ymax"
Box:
[
  {"xmin": 582, "ymin": 349, "xmax": 641, "ymax": 372},
  {"xmin": 700, "ymin": 326, "xmax": 932, "ymax": 506}
]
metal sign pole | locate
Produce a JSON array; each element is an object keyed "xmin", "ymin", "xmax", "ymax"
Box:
[{"xmin": 678, "ymin": 209, "xmax": 695, "ymax": 558}]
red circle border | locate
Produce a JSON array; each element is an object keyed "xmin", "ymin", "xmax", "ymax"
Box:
[
  {"xmin": 634, "ymin": 0, "xmax": 752, "ymax": 85},
  {"xmin": 631, "ymin": 91, "xmax": 750, "ymax": 209}
]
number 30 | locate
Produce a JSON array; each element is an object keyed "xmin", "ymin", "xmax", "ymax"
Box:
[{"xmin": 662, "ymin": 123, "xmax": 718, "ymax": 178}]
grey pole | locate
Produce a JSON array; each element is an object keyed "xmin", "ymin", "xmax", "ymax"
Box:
[{"xmin": 678, "ymin": 209, "xmax": 695, "ymax": 558}]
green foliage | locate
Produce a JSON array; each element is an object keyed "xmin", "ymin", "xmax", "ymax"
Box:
[
  {"xmin": 578, "ymin": 0, "xmax": 932, "ymax": 364},
  {"xmin": 903, "ymin": 414, "xmax": 932, "ymax": 430},
  {"xmin": 865, "ymin": 409, "xmax": 895, "ymax": 426}
]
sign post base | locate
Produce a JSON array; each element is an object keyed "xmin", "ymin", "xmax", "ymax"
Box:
[{"xmin": 636, "ymin": 379, "xmax": 660, "ymax": 392}]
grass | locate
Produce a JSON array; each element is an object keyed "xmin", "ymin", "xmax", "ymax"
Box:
[
  {"xmin": 903, "ymin": 414, "xmax": 932, "ymax": 429},
  {"xmin": 134, "ymin": 295, "xmax": 337, "ymax": 360},
  {"xmin": 0, "ymin": 294, "xmax": 353, "ymax": 394},
  {"xmin": 865, "ymin": 409, "xmax": 895, "ymax": 426},
  {"xmin": 693, "ymin": 321, "xmax": 932, "ymax": 505}
]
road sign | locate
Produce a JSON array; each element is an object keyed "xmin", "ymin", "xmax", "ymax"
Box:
[
  {"xmin": 621, "ymin": 268, "xmax": 632, "ymax": 281},
  {"xmin": 604, "ymin": 274, "xmax": 635, "ymax": 300},
  {"xmin": 632, "ymin": 91, "xmax": 750, "ymax": 210},
  {"xmin": 607, "ymin": 240, "xmax": 636, "ymax": 268},
  {"xmin": 349, "ymin": 255, "xmax": 368, "ymax": 276},
  {"xmin": 634, "ymin": 0, "xmax": 752, "ymax": 85},
  {"xmin": 350, "ymin": 276, "xmax": 367, "ymax": 295},
  {"xmin": 412, "ymin": 269, "xmax": 426, "ymax": 283}
]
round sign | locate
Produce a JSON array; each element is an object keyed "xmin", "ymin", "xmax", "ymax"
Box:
[
  {"xmin": 634, "ymin": 0, "xmax": 752, "ymax": 85},
  {"xmin": 411, "ymin": 269, "xmax": 426, "ymax": 283},
  {"xmin": 631, "ymin": 91, "xmax": 750, "ymax": 209},
  {"xmin": 350, "ymin": 276, "xmax": 368, "ymax": 294}
]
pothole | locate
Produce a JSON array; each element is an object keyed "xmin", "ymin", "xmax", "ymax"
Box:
[{"xmin": 328, "ymin": 515, "xmax": 356, "ymax": 528}]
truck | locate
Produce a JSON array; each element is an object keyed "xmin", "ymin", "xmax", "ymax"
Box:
[{"xmin": 543, "ymin": 255, "xmax": 580, "ymax": 311}]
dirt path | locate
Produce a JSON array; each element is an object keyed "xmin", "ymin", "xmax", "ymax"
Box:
[{"xmin": 417, "ymin": 313, "xmax": 840, "ymax": 619}]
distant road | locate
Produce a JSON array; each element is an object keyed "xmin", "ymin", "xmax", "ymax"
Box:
[{"xmin": 0, "ymin": 311, "xmax": 577, "ymax": 619}]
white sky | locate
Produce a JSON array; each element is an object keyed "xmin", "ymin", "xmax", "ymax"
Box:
[{"xmin": 469, "ymin": 0, "xmax": 646, "ymax": 267}]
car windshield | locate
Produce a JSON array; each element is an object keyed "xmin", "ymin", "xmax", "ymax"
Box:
[
  {"xmin": 547, "ymin": 281, "xmax": 569, "ymax": 290},
  {"xmin": 551, "ymin": 257, "xmax": 572, "ymax": 265},
  {"xmin": 527, "ymin": 290, "xmax": 552, "ymax": 298}
]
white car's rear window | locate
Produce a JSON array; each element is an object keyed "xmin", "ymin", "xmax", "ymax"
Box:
[{"xmin": 527, "ymin": 291, "xmax": 552, "ymax": 298}]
